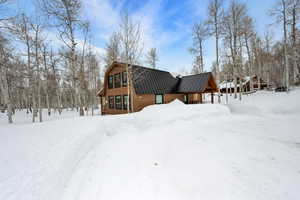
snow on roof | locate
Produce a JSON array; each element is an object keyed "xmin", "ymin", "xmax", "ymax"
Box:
[
  {"xmin": 219, "ymin": 77, "xmax": 251, "ymax": 89},
  {"xmin": 219, "ymin": 81, "xmax": 243, "ymax": 89}
]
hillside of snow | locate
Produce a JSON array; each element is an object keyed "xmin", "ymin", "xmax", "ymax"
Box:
[{"xmin": 0, "ymin": 90, "xmax": 300, "ymax": 200}]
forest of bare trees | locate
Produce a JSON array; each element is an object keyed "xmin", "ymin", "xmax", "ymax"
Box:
[
  {"xmin": 190, "ymin": 0, "xmax": 300, "ymax": 99},
  {"xmin": 0, "ymin": 0, "xmax": 102, "ymax": 123}
]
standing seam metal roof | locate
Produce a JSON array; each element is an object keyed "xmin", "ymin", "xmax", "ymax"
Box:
[{"xmin": 131, "ymin": 65, "xmax": 213, "ymax": 94}]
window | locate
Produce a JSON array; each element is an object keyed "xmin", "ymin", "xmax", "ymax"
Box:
[
  {"xmin": 184, "ymin": 94, "xmax": 188, "ymax": 104},
  {"xmin": 114, "ymin": 73, "xmax": 121, "ymax": 88},
  {"xmin": 122, "ymin": 71, "xmax": 127, "ymax": 87},
  {"xmin": 155, "ymin": 94, "xmax": 164, "ymax": 104},
  {"xmin": 108, "ymin": 96, "xmax": 114, "ymax": 109},
  {"xmin": 108, "ymin": 75, "xmax": 114, "ymax": 89},
  {"xmin": 115, "ymin": 95, "xmax": 122, "ymax": 110},
  {"xmin": 123, "ymin": 95, "xmax": 128, "ymax": 110}
]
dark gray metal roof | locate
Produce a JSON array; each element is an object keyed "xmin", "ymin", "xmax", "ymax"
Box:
[
  {"xmin": 131, "ymin": 65, "xmax": 213, "ymax": 94},
  {"xmin": 176, "ymin": 73, "xmax": 212, "ymax": 93},
  {"xmin": 131, "ymin": 65, "xmax": 179, "ymax": 94}
]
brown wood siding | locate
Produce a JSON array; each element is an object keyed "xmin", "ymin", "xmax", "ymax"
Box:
[
  {"xmin": 102, "ymin": 63, "xmax": 130, "ymax": 115},
  {"xmin": 133, "ymin": 93, "xmax": 184, "ymax": 112}
]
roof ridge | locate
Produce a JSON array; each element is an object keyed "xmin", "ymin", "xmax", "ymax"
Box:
[
  {"xmin": 132, "ymin": 65, "xmax": 171, "ymax": 73},
  {"xmin": 182, "ymin": 72, "xmax": 211, "ymax": 78},
  {"xmin": 112, "ymin": 61, "xmax": 172, "ymax": 74}
]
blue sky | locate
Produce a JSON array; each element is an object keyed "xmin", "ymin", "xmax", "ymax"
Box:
[{"xmin": 4, "ymin": 0, "xmax": 281, "ymax": 73}]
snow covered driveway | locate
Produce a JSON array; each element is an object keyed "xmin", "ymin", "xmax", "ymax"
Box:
[{"xmin": 0, "ymin": 90, "xmax": 300, "ymax": 200}]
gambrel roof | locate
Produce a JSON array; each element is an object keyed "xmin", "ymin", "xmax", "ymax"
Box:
[
  {"xmin": 131, "ymin": 65, "xmax": 179, "ymax": 94},
  {"xmin": 131, "ymin": 65, "xmax": 216, "ymax": 94}
]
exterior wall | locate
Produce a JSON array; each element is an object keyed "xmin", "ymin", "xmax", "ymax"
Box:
[
  {"xmin": 133, "ymin": 93, "xmax": 184, "ymax": 112},
  {"xmin": 102, "ymin": 63, "xmax": 130, "ymax": 115},
  {"xmin": 184, "ymin": 93, "xmax": 203, "ymax": 104}
]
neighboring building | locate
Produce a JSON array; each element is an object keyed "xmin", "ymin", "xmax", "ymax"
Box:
[
  {"xmin": 219, "ymin": 76, "xmax": 268, "ymax": 93},
  {"xmin": 97, "ymin": 62, "xmax": 218, "ymax": 115}
]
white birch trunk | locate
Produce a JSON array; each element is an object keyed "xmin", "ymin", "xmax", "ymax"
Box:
[{"xmin": 0, "ymin": 68, "xmax": 13, "ymax": 123}]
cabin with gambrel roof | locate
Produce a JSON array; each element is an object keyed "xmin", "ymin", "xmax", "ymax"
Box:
[{"xmin": 97, "ymin": 62, "xmax": 218, "ymax": 115}]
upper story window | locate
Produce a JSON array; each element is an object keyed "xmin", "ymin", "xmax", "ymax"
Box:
[
  {"xmin": 108, "ymin": 75, "xmax": 114, "ymax": 89},
  {"xmin": 114, "ymin": 73, "xmax": 121, "ymax": 88},
  {"xmin": 155, "ymin": 94, "xmax": 164, "ymax": 104},
  {"xmin": 122, "ymin": 71, "xmax": 127, "ymax": 87},
  {"xmin": 115, "ymin": 95, "xmax": 122, "ymax": 110},
  {"xmin": 108, "ymin": 71, "xmax": 127, "ymax": 89},
  {"xmin": 108, "ymin": 96, "xmax": 114, "ymax": 109}
]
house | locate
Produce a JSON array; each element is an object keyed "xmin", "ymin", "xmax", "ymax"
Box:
[
  {"xmin": 219, "ymin": 75, "xmax": 268, "ymax": 93},
  {"xmin": 97, "ymin": 62, "xmax": 218, "ymax": 115}
]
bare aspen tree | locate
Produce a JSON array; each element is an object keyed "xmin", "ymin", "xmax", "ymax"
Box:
[
  {"xmin": 252, "ymin": 36, "xmax": 263, "ymax": 90},
  {"xmin": 0, "ymin": 35, "xmax": 13, "ymax": 123},
  {"xmin": 119, "ymin": 13, "xmax": 143, "ymax": 113},
  {"xmin": 223, "ymin": 0, "xmax": 247, "ymax": 99},
  {"xmin": 264, "ymin": 29, "xmax": 274, "ymax": 89},
  {"xmin": 189, "ymin": 22, "xmax": 208, "ymax": 74},
  {"xmin": 42, "ymin": 44, "xmax": 51, "ymax": 116},
  {"xmin": 0, "ymin": 0, "xmax": 13, "ymax": 123},
  {"xmin": 146, "ymin": 48, "xmax": 159, "ymax": 69},
  {"xmin": 49, "ymin": 48, "xmax": 62, "ymax": 114},
  {"xmin": 104, "ymin": 32, "xmax": 120, "ymax": 69},
  {"xmin": 30, "ymin": 15, "xmax": 45, "ymax": 122},
  {"xmin": 8, "ymin": 14, "xmax": 38, "ymax": 122},
  {"xmin": 270, "ymin": 0, "xmax": 290, "ymax": 90},
  {"xmin": 242, "ymin": 16, "xmax": 254, "ymax": 91},
  {"xmin": 40, "ymin": 0, "xmax": 83, "ymax": 114},
  {"xmin": 238, "ymin": 33, "xmax": 243, "ymax": 101},
  {"xmin": 207, "ymin": 0, "xmax": 223, "ymax": 103},
  {"xmin": 287, "ymin": 0, "xmax": 300, "ymax": 84},
  {"xmin": 87, "ymin": 52, "xmax": 100, "ymax": 116},
  {"xmin": 78, "ymin": 22, "xmax": 90, "ymax": 116}
]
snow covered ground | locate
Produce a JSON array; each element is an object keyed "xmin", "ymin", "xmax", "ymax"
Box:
[
  {"xmin": 0, "ymin": 90, "xmax": 300, "ymax": 200},
  {"xmin": 0, "ymin": 109, "xmax": 101, "ymax": 125}
]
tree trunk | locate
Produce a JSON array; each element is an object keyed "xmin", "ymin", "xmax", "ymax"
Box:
[
  {"xmin": 225, "ymin": 75, "xmax": 228, "ymax": 104},
  {"xmin": 0, "ymin": 68, "xmax": 13, "ymax": 123},
  {"xmin": 127, "ymin": 64, "xmax": 130, "ymax": 113},
  {"xmin": 215, "ymin": 18, "xmax": 221, "ymax": 104},
  {"xmin": 234, "ymin": 75, "xmax": 238, "ymax": 99},
  {"xmin": 282, "ymin": 0, "xmax": 289, "ymax": 90}
]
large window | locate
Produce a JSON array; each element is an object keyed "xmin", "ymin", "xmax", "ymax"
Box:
[
  {"xmin": 155, "ymin": 94, "xmax": 164, "ymax": 104},
  {"xmin": 114, "ymin": 73, "xmax": 121, "ymax": 88},
  {"xmin": 123, "ymin": 95, "xmax": 129, "ymax": 110},
  {"xmin": 115, "ymin": 95, "xmax": 122, "ymax": 110},
  {"xmin": 108, "ymin": 75, "xmax": 114, "ymax": 89},
  {"xmin": 108, "ymin": 96, "xmax": 114, "ymax": 109},
  {"xmin": 122, "ymin": 71, "xmax": 127, "ymax": 87}
]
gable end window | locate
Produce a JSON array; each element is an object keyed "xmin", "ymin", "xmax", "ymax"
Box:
[
  {"xmin": 122, "ymin": 71, "xmax": 127, "ymax": 87},
  {"xmin": 108, "ymin": 75, "xmax": 114, "ymax": 89},
  {"xmin": 115, "ymin": 95, "xmax": 122, "ymax": 110},
  {"xmin": 108, "ymin": 96, "xmax": 114, "ymax": 109},
  {"xmin": 114, "ymin": 73, "xmax": 121, "ymax": 88},
  {"xmin": 155, "ymin": 94, "xmax": 164, "ymax": 104}
]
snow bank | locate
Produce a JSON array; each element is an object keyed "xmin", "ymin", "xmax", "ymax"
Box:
[
  {"xmin": 0, "ymin": 90, "xmax": 300, "ymax": 200},
  {"xmin": 226, "ymin": 89, "xmax": 300, "ymax": 116}
]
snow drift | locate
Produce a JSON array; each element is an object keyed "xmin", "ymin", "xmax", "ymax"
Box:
[{"xmin": 0, "ymin": 90, "xmax": 300, "ymax": 200}]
